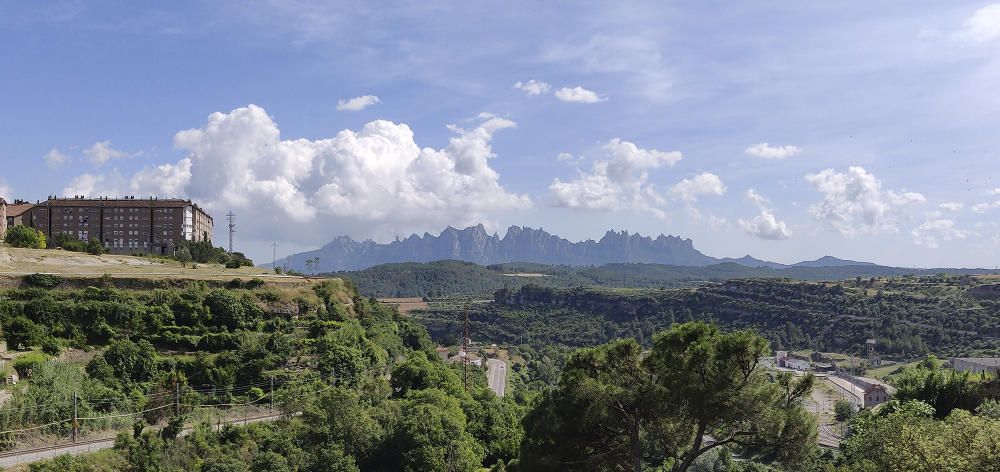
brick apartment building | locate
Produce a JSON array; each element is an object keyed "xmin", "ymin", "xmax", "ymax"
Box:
[{"xmin": 1, "ymin": 196, "xmax": 213, "ymax": 255}]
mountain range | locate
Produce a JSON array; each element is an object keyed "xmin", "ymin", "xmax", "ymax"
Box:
[{"xmin": 267, "ymin": 224, "xmax": 879, "ymax": 273}]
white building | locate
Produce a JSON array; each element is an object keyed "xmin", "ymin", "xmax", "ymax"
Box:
[{"xmin": 784, "ymin": 358, "xmax": 810, "ymax": 371}]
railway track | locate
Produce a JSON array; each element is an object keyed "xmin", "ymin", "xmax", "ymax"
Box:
[{"xmin": 0, "ymin": 412, "xmax": 288, "ymax": 467}]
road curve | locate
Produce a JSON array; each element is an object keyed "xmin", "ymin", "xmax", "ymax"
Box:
[{"xmin": 486, "ymin": 358, "xmax": 507, "ymax": 397}]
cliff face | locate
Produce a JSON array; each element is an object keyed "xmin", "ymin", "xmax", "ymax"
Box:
[{"xmin": 276, "ymin": 224, "xmax": 719, "ymax": 272}]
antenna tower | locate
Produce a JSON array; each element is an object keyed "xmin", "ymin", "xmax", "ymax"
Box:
[
  {"xmin": 271, "ymin": 242, "xmax": 278, "ymax": 268},
  {"xmin": 462, "ymin": 307, "xmax": 470, "ymax": 392},
  {"xmin": 226, "ymin": 211, "xmax": 236, "ymax": 253}
]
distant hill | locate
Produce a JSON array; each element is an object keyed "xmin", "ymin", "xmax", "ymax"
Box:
[
  {"xmin": 792, "ymin": 256, "xmax": 877, "ymax": 268},
  {"xmin": 270, "ymin": 224, "xmax": 888, "ymax": 273},
  {"xmin": 336, "ymin": 259, "xmax": 1000, "ymax": 298}
]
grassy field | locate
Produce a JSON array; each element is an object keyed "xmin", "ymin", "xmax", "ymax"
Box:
[
  {"xmin": 0, "ymin": 246, "xmax": 301, "ymax": 282},
  {"xmin": 865, "ymin": 361, "xmax": 922, "ymax": 380}
]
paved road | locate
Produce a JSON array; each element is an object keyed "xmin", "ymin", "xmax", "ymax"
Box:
[
  {"xmin": 486, "ymin": 358, "xmax": 507, "ymax": 397},
  {"xmin": 0, "ymin": 412, "xmax": 286, "ymax": 468}
]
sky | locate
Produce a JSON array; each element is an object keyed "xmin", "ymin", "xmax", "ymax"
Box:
[{"xmin": 1, "ymin": 1, "xmax": 1000, "ymax": 268}]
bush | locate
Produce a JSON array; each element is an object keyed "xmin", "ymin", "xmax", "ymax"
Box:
[
  {"xmin": 40, "ymin": 336, "xmax": 62, "ymax": 356},
  {"xmin": 835, "ymin": 399, "xmax": 856, "ymax": 422},
  {"xmin": 86, "ymin": 238, "xmax": 105, "ymax": 255},
  {"xmin": 4, "ymin": 225, "xmax": 46, "ymax": 248},
  {"xmin": 23, "ymin": 273, "xmax": 61, "ymax": 288},
  {"xmin": 225, "ymin": 260, "xmax": 242, "ymax": 269},
  {"xmin": 245, "ymin": 278, "xmax": 266, "ymax": 290},
  {"xmin": 175, "ymin": 247, "xmax": 193, "ymax": 267},
  {"xmin": 50, "ymin": 233, "xmax": 86, "ymax": 252},
  {"xmin": 12, "ymin": 352, "xmax": 50, "ymax": 377},
  {"xmin": 4, "ymin": 316, "xmax": 46, "ymax": 350}
]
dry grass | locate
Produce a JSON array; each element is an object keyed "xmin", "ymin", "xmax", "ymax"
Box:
[
  {"xmin": 379, "ymin": 297, "xmax": 430, "ymax": 313},
  {"xmin": 0, "ymin": 246, "xmax": 301, "ymax": 283}
]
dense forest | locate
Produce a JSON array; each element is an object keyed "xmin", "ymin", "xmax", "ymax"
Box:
[
  {"xmin": 336, "ymin": 259, "xmax": 1000, "ymax": 298},
  {"xmin": 413, "ymin": 276, "xmax": 1000, "ymax": 358},
  {"xmin": 3, "ymin": 273, "xmax": 999, "ymax": 471}
]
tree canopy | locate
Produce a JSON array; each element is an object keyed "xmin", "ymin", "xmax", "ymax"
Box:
[
  {"xmin": 519, "ymin": 322, "xmax": 818, "ymax": 472},
  {"xmin": 4, "ymin": 225, "xmax": 46, "ymax": 248}
]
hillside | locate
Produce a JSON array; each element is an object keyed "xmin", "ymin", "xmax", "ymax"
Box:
[
  {"xmin": 410, "ymin": 275, "xmax": 1000, "ymax": 358},
  {"xmin": 338, "ymin": 258, "xmax": 1000, "ymax": 298},
  {"xmin": 0, "ymin": 246, "xmax": 293, "ymax": 283}
]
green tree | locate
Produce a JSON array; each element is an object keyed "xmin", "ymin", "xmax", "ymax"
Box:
[
  {"xmin": 976, "ymin": 398, "xmax": 1000, "ymax": 419},
  {"xmin": 86, "ymin": 238, "xmax": 105, "ymax": 255},
  {"xmin": 519, "ymin": 322, "xmax": 818, "ymax": 472},
  {"xmin": 88, "ymin": 338, "xmax": 160, "ymax": 386},
  {"xmin": 834, "ymin": 399, "xmax": 856, "ymax": 422},
  {"xmin": 175, "ymin": 247, "xmax": 193, "ymax": 268},
  {"xmin": 391, "ymin": 389, "xmax": 483, "ymax": 472},
  {"xmin": 302, "ymin": 387, "xmax": 383, "ymax": 460},
  {"xmin": 4, "ymin": 225, "xmax": 46, "ymax": 248},
  {"xmin": 840, "ymin": 400, "xmax": 1000, "ymax": 471},
  {"xmin": 4, "ymin": 316, "xmax": 46, "ymax": 350},
  {"xmin": 463, "ymin": 388, "xmax": 524, "ymax": 466},
  {"xmin": 894, "ymin": 366, "xmax": 983, "ymax": 418},
  {"xmin": 204, "ymin": 289, "xmax": 263, "ymax": 330},
  {"xmin": 390, "ymin": 352, "xmax": 464, "ymax": 398}
]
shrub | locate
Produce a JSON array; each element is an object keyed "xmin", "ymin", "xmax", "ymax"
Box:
[
  {"xmin": 12, "ymin": 352, "xmax": 50, "ymax": 377},
  {"xmin": 40, "ymin": 336, "xmax": 62, "ymax": 356},
  {"xmin": 4, "ymin": 316, "xmax": 46, "ymax": 350},
  {"xmin": 86, "ymin": 238, "xmax": 105, "ymax": 255},
  {"xmin": 835, "ymin": 399, "xmax": 856, "ymax": 422},
  {"xmin": 225, "ymin": 260, "xmax": 242, "ymax": 269},
  {"xmin": 23, "ymin": 273, "xmax": 61, "ymax": 288},
  {"xmin": 50, "ymin": 233, "xmax": 86, "ymax": 252},
  {"xmin": 245, "ymin": 278, "xmax": 266, "ymax": 290},
  {"xmin": 4, "ymin": 225, "xmax": 46, "ymax": 249},
  {"xmin": 175, "ymin": 248, "xmax": 193, "ymax": 267}
]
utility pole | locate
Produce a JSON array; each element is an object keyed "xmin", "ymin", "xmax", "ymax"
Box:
[
  {"xmin": 269, "ymin": 376, "xmax": 274, "ymax": 413},
  {"xmin": 462, "ymin": 307, "xmax": 470, "ymax": 392},
  {"xmin": 72, "ymin": 392, "xmax": 78, "ymax": 443},
  {"xmin": 226, "ymin": 211, "xmax": 236, "ymax": 253},
  {"xmin": 271, "ymin": 242, "xmax": 278, "ymax": 269}
]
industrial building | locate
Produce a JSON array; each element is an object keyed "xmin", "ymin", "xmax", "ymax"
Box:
[
  {"xmin": 1, "ymin": 196, "xmax": 213, "ymax": 255},
  {"xmin": 950, "ymin": 358, "xmax": 1000, "ymax": 376}
]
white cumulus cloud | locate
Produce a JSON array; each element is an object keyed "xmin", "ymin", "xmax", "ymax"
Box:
[
  {"xmin": 0, "ymin": 180, "xmax": 11, "ymax": 201},
  {"xmin": 336, "ymin": 95, "xmax": 381, "ymax": 111},
  {"xmin": 130, "ymin": 159, "xmax": 193, "ymax": 198},
  {"xmin": 514, "ymin": 80, "xmax": 551, "ymax": 96},
  {"xmin": 912, "ymin": 218, "xmax": 969, "ymax": 248},
  {"xmin": 739, "ymin": 189, "xmax": 791, "ymax": 240},
  {"xmin": 939, "ymin": 202, "xmax": 965, "ymax": 211},
  {"xmin": 669, "ymin": 173, "xmax": 726, "ymax": 202},
  {"xmin": 957, "ymin": 3, "xmax": 1000, "ymax": 43},
  {"xmin": 745, "ymin": 142, "xmax": 802, "ymax": 160},
  {"xmin": 63, "ymin": 173, "xmax": 124, "ymax": 197},
  {"xmin": 550, "ymin": 139, "xmax": 681, "ymax": 216},
  {"xmin": 43, "ymin": 148, "xmax": 70, "ymax": 169},
  {"xmin": 121, "ymin": 104, "xmax": 529, "ymax": 245},
  {"xmin": 972, "ymin": 200, "xmax": 1000, "ymax": 213},
  {"xmin": 805, "ymin": 166, "xmax": 925, "ymax": 236},
  {"xmin": 554, "ymin": 86, "xmax": 606, "ymax": 103},
  {"xmin": 84, "ymin": 140, "xmax": 129, "ymax": 166}
]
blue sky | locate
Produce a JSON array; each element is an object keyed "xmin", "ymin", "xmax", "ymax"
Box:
[{"xmin": 2, "ymin": 1, "xmax": 1000, "ymax": 268}]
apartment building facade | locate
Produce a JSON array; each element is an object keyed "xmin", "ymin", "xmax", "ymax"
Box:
[{"xmin": 8, "ymin": 196, "xmax": 213, "ymax": 255}]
